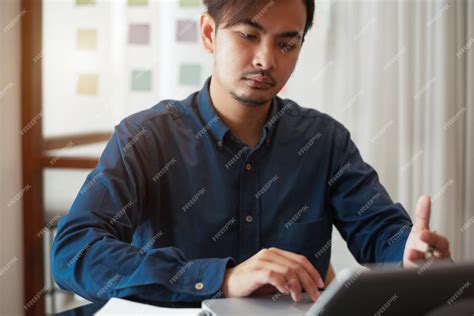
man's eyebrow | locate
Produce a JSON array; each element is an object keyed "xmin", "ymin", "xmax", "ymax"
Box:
[
  {"xmin": 277, "ymin": 31, "xmax": 302, "ymax": 40},
  {"xmin": 239, "ymin": 19, "xmax": 303, "ymax": 39}
]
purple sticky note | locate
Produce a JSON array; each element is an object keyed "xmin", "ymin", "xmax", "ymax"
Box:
[
  {"xmin": 129, "ymin": 23, "xmax": 150, "ymax": 45},
  {"xmin": 176, "ymin": 19, "xmax": 198, "ymax": 42}
]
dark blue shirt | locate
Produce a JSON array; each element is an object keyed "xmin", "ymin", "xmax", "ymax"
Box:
[{"xmin": 51, "ymin": 76, "xmax": 413, "ymax": 303}]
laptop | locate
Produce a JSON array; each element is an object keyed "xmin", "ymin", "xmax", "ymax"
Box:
[{"xmin": 201, "ymin": 261, "xmax": 474, "ymax": 316}]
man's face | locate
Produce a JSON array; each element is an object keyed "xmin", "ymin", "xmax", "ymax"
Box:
[{"xmin": 212, "ymin": 0, "xmax": 307, "ymax": 107}]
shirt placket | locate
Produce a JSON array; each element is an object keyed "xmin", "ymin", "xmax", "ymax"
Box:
[{"xmin": 238, "ymin": 151, "xmax": 261, "ymax": 263}]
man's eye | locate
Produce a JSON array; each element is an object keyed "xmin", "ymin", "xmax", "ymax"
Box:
[
  {"xmin": 280, "ymin": 42, "xmax": 296, "ymax": 50},
  {"xmin": 239, "ymin": 32, "xmax": 257, "ymax": 40}
]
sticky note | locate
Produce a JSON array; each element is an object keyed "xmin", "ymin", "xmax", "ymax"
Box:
[
  {"xmin": 77, "ymin": 29, "xmax": 97, "ymax": 50},
  {"xmin": 176, "ymin": 20, "xmax": 198, "ymax": 42},
  {"xmin": 179, "ymin": 0, "xmax": 201, "ymax": 8},
  {"xmin": 179, "ymin": 64, "xmax": 201, "ymax": 86},
  {"xmin": 128, "ymin": 24, "xmax": 150, "ymax": 45},
  {"xmin": 128, "ymin": 0, "xmax": 148, "ymax": 6},
  {"xmin": 76, "ymin": 0, "xmax": 95, "ymax": 5},
  {"xmin": 131, "ymin": 70, "xmax": 152, "ymax": 92},
  {"xmin": 77, "ymin": 74, "xmax": 98, "ymax": 95}
]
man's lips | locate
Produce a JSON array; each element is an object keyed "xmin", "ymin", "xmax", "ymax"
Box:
[
  {"xmin": 243, "ymin": 74, "xmax": 275, "ymax": 89},
  {"xmin": 245, "ymin": 74, "xmax": 273, "ymax": 85}
]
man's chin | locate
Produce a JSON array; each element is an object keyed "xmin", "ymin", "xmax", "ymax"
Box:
[
  {"xmin": 230, "ymin": 91, "xmax": 272, "ymax": 107},
  {"xmin": 230, "ymin": 85, "xmax": 276, "ymax": 107}
]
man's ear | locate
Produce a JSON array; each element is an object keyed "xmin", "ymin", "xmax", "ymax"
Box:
[{"xmin": 200, "ymin": 12, "xmax": 216, "ymax": 54}]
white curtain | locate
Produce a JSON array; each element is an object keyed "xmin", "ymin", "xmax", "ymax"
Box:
[{"xmin": 299, "ymin": 0, "xmax": 473, "ymax": 261}]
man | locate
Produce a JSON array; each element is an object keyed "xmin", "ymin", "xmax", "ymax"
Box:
[{"xmin": 51, "ymin": 0, "xmax": 451, "ymax": 305}]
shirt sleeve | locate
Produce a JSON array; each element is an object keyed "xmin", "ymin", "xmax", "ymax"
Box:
[
  {"xmin": 51, "ymin": 118, "xmax": 234, "ymax": 303},
  {"xmin": 328, "ymin": 127, "xmax": 413, "ymax": 265}
]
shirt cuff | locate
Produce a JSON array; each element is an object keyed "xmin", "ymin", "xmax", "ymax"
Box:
[{"xmin": 178, "ymin": 257, "xmax": 235, "ymax": 299}]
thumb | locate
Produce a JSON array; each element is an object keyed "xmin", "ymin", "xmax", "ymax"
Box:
[{"xmin": 414, "ymin": 195, "xmax": 431, "ymax": 232}]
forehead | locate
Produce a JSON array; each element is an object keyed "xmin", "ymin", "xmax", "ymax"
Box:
[{"xmin": 225, "ymin": 0, "xmax": 307, "ymax": 33}]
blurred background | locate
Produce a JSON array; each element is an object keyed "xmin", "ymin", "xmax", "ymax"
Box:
[{"xmin": 1, "ymin": 0, "xmax": 473, "ymax": 315}]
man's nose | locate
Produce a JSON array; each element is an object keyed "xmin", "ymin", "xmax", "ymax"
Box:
[{"xmin": 252, "ymin": 42, "xmax": 277, "ymax": 71}]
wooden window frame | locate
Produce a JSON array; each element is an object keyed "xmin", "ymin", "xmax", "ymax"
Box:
[{"xmin": 21, "ymin": 1, "xmax": 110, "ymax": 314}]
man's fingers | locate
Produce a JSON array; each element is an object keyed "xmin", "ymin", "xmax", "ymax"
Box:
[
  {"xmin": 268, "ymin": 247, "xmax": 325, "ymax": 288},
  {"xmin": 257, "ymin": 269, "xmax": 291, "ymax": 296},
  {"xmin": 419, "ymin": 230, "xmax": 451, "ymax": 256},
  {"xmin": 254, "ymin": 259, "xmax": 302, "ymax": 300},
  {"xmin": 409, "ymin": 231, "xmax": 450, "ymax": 256},
  {"xmin": 414, "ymin": 195, "xmax": 431, "ymax": 232},
  {"xmin": 406, "ymin": 248, "xmax": 426, "ymax": 262},
  {"xmin": 256, "ymin": 258, "xmax": 319, "ymax": 301},
  {"xmin": 401, "ymin": 197, "xmax": 452, "ymax": 267}
]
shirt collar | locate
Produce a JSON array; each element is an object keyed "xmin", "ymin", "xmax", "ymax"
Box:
[
  {"xmin": 197, "ymin": 76, "xmax": 281, "ymax": 149},
  {"xmin": 197, "ymin": 76, "xmax": 229, "ymax": 145},
  {"xmin": 262, "ymin": 94, "xmax": 281, "ymax": 148}
]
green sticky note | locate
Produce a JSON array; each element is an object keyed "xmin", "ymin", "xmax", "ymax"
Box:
[
  {"xmin": 76, "ymin": 0, "xmax": 96, "ymax": 5},
  {"xmin": 179, "ymin": 0, "xmax": 201, "ymax": 8},
  {"xmin": 128, "ymin": 0, "xmax": 148, "ymax": 6},
  {"xmin": 131, "ymin": 70, "xmax": 152, "ymax": 92},
  {"xmin": 179, "ymin": 64, "xmax": 201, "ymax": 86}
]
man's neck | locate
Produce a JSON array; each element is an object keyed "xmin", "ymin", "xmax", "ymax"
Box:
[{"xmin": 209, "ymin": 77, "xmax": 271, "ymax": 149}]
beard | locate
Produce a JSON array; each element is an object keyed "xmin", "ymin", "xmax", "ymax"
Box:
[{"xmin": 229, "ymin": 90, "xmax": 273, "ymax": 108}]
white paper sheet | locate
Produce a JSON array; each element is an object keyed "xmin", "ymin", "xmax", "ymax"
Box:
[{"xmin": 95, "ymin": 297, "xmax": 202, "ymax": 315}]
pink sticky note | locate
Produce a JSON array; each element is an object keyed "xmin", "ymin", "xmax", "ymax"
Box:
[
  {"xmin": 129, "ymin": 23, "xmax": 150, "ymax": 45},
  {"xmin": 176, "ymin": 20, "xmax": 198, "ymax": 42}
]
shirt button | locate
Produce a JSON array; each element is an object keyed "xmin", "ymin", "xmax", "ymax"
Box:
[
  {"xmin": 217, "ymin": 140, "xmax": 223, "ymax": 150},
  {"xmin": 265, "ymin": 138, "xmax": 271, "ymax": 147},
  {"xmin": 245, "ymin": 163, "xmax": 252, "ymax": 171},
  {"xmin": 245, "ymin": 215, "xmax": 253, "ymax": 223},
  {"xmin": 195, "ymin": 282, "xmax": 204, "ymax": 290}
]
